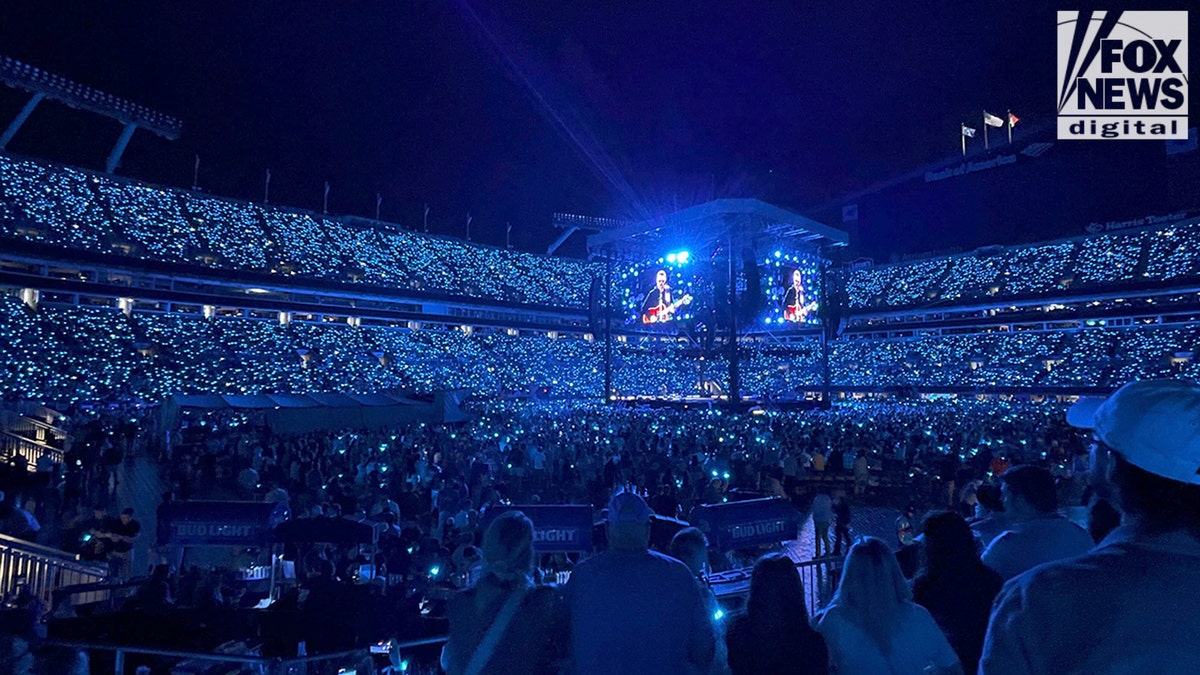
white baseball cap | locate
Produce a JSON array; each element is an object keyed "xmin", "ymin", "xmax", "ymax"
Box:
[{"xmin": 1068, "ymin": 379, "xmax": 1200, "ymax": 486}]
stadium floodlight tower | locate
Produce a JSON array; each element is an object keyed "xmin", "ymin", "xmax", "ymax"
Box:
[
  {"xmin": 587, "ymin": 198, "xmax": 848, "ymax": 406},
  {"xmin": 0, "ymin": 55, "xmax": 182, "ymax": 173}
]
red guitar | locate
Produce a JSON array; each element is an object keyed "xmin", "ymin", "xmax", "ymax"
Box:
[
  {"xmin": 783, "ymin": 301, "xmax": 818, "ymax": 322},
  {"xmin": 642, "ymin": 294, "xmax": 693, "ymax": 323}
]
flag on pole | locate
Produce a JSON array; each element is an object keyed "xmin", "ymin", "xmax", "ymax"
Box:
[
  {"xmin": 961, "ymin": 124, "xmax": 977, "ymax": 137},
  {"xmin": 466, "ymin": 213, "xmax": 472, "ymax": 241},
  {"xmin": 983, "ymin": 111, "xmax": 1002, "ymax": 150},
  {"xmin": 264, "ymin": 169, "xmax": 271, "ymax": 204},
  {"xmin": 1007, "ymin": 110, "xmax": 1019, "ymax": 144},
  {"xmin": 423, "ymin": 203, "xmax": 430, "ymax": 232},
  {"xmin": 192, "ymin": 154, "xmax": 200, "ymax": 189},
  {"xmin": 323, "ymin": 181, "xmax": 330, "ymax": 214},
  {"xmin": 506, "ymin": 221, "xmax": 512, "ymax": 249}
]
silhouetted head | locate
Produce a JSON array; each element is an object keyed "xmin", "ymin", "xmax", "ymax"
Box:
[
  {"xmin": 481, "ymin": 511, "xmax": 534, "ymax": 584},
  {"xmin": 747, "ymin": 552, "xmax": 809, "ymax": 626},
  {"xmin": 606, "ymin": 491, "xmax": 651, "ymax": 552},
  {"xmin": 669, "ymin": 527, "xmax": 708, "ymax": 577}
]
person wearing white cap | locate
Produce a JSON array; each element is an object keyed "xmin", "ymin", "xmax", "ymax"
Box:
[
  {"xmin": 980, "ymin": 379, "xmax": 1200, "ymax": 674},
  {"xmin": 564, "ymin": 490, "xmax": 715, "ymax": 675}
]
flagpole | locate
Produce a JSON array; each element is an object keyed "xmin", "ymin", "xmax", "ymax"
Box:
[
  {"xmin": 323, "ymin": 181, "xmax": 329, "ymax": 215},
  {"xmin": 375, "ymin": 193, "xmax": 381, "ymax": 220},
  {"xmin": 983, "ymin": 113, "xmax": 989, "ymax": 151},
  {"xmin": 264, "ymin": 169, "xmax": 271, "ymax": 205},
  {"xmin": 1008, "ymin": 110, "xmax": 1013, "ymax": 144},
  {"xmin": 506, "ymin": 222, "xmax": 511, "ymax": 249},
  {"xmin": 192, "ymin": 154, "xmax": 200, "ymax": 190},
  {"xmin": 466, "ymin": 213, "xmax": 472, "ymax": 242},
  {"xmin": 961, "ymin": 126, "xmax": 966, "ymax": 156},
  {"xmin": 423, "ymin": 204, "xmax": 430, "ymax": 233}
]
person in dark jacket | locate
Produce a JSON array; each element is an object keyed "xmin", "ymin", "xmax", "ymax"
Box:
[
  {"xmin": 911, "ymin": 511, "xmax": 1003, "ymax": 674},
  {"xmin": 726, "ymin": 553, "xmax": 828, "ymax": 675}
]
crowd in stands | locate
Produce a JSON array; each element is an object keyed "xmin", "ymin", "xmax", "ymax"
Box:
[
  {"xmin": 845, "ymin": 220, "xmax": 1200, "ymax": 310},
  {"xmin": 6, "ymin": 153, "xmax": 1200, "ymax": 325},
  {"xmin": 0, "ymin": 154, "xmax": 599, "ymax": 310},
  {"xmin": 831, "ymin": 324, "xmax": 1200, "ymax": 390},
  {"xmin": 4, "ymin": 295, "xmax": 1199, "ymax": 410}
]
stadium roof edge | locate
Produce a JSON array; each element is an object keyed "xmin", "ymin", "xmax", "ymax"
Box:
[{"xmin": 587, "ymin": 198, "xmax": 848, "ymax": 251}]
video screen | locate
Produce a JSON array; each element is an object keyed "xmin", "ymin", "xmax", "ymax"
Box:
[
  {"xmin": 638, "ymin": 268, "xmax": 692, "ymax": 324},
  {"xmin": 763, "ymin": 252, "xmax": 822, "ymax": 327},
  {"xmin": 618, "ymin": 254, "xmax": 708, "ymax": 327}
]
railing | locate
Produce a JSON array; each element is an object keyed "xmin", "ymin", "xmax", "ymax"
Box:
[
  {"xmin": 0, "ymin": 410, "xmax": 71, "ymax": 452},
  {"xmin": 44, "ymin": 642, "xmax": 373, "ymax": 675},
  {"xmin": 0, "ymin": 401, "xmax": 67, "ymax": 426},
  {"xmin": 0, "ymin": 532, "xmax": 108, "ymax": 607},
  {"xmin": 0, "ymin": 430, "xmax": 64, "ymax": 470},
  {"xmin": 707, "ymin": 554, "xmax": 844, "ymax": 617},
  {"xmin": 50, "ymin": 578, "xmax": 137, "ymax": 615}
]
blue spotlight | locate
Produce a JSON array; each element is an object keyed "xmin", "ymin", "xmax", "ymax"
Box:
[
  {"xmin": 677, "ymin": 250, "xmax": 690, "ymax": 263},
  {"xmin": 666, "ymin": 253, "xmax": 677, "ymax": 263},
  {"xmin": 774, "ymin": 250, "xmax": 781, "ymax": 258}
]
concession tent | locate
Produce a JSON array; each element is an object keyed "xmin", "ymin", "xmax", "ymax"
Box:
[
  {"xmin": 688, "ymin": 497, "xmax": 800, "ymax": 552},
  {"xmin": 160, "ymin": 389, "xmax": 471, "ymax": 434}
]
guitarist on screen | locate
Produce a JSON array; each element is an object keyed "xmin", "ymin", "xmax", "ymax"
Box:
[
  {"xmin": 641, "ymin": 270, "xmax": 691, "ymax": 323},
  {"xmin": 783, "ymin": 269, "xmax": 817, "ymax": 322}
]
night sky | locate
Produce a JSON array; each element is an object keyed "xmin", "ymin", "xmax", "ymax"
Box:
[{"xmin": 1, "ymin": 1, "xmax": 1196, "ymax": 260}]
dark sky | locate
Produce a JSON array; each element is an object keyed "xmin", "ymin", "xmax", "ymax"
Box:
[{"xmin": 0, "ymin": 1, "xmax": 1195, "ymax": 259}]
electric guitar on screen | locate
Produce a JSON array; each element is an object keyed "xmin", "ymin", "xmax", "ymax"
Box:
[
  {"xmin": 642, "ymin": 294, "xmax": 693, "ymax": 323},
  {"xmin": 783, "ymin": 301, "xmax": 818, "ymax": 322}
]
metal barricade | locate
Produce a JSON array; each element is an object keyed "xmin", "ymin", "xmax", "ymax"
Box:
[
  {"xmin": 708, "ymin": 554, "xmax": 844, "ymax": 617},
  {"xmin": 795, "ymin": 555, "xmax": 844, "ymax": 615},
  {"xmin": 0, "ymin": 409, "xmax": 71, "ymax": 450},
  {"xmin": 0, "ymin": 430, "xmax": 64, "ymax": 470},
  {"xmin": 0, "ymin": 532, "xmax": 108, "ymax": 606},
  {"xmin": 44, "ymin": 642, "xmax": 374, "ymax": 675}
]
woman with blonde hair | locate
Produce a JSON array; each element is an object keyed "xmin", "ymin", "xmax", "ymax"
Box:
[
  {"xmin": 815, "ymin": 538, "xmax": 961, "ymax": 675},
  {"xmin": 441, "ymin": 511, "xmax": 565, "ymax": 675}
]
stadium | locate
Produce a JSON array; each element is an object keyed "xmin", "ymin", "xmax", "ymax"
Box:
[{"xmin": 0, "ymin": 4, "xmax": 1197, "ymax": 675}]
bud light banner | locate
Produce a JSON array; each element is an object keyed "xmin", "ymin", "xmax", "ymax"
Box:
[
  {"xmin": 482, "ymin": 505, "xmax": 593, "ymax": 552},
  {"xmin": 159, "ymin": 501, "xmax": 288, "ymax": 547},
  {"xmin": 688, "ymin": 498, "xmax": 799, "ymax": 551}
]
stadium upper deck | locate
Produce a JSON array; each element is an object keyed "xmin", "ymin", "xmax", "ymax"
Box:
[
  {"xmin": 0, "ymin": 153, "xmax": 601, "ymax": 314},
  {"xmin": 843, "ymin": 220, "xmax": 1200, "ymax": 315}
]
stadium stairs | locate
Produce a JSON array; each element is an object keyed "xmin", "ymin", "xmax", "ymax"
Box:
[
  {"xmin": 0, "ymin": 406, "xmax": 68, "ymax": 472},
  {"xmin": 0, "ymin": 407, "xmax": 111, "ymax": 606}
]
